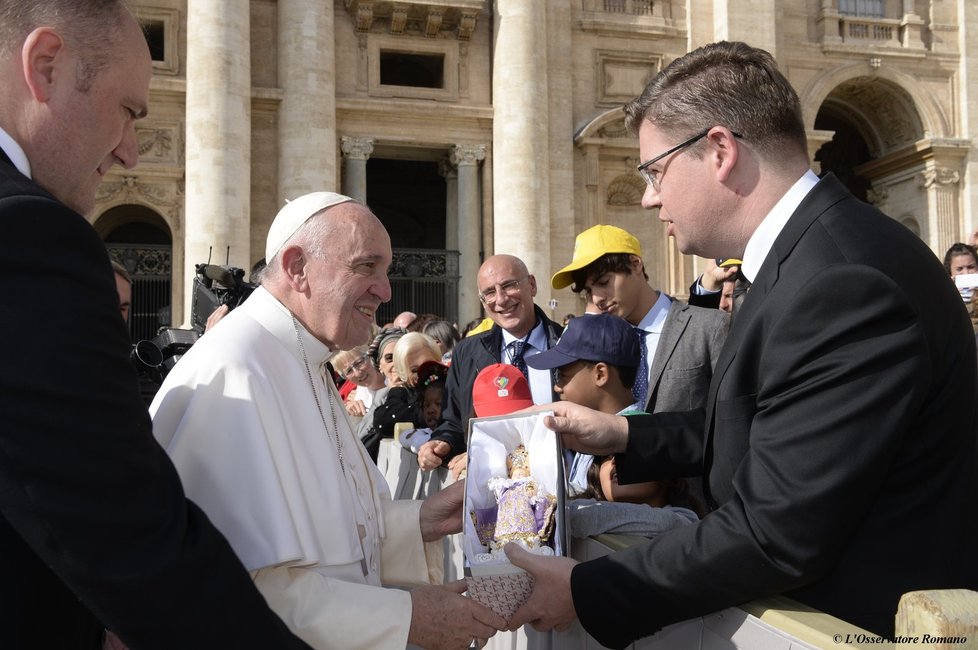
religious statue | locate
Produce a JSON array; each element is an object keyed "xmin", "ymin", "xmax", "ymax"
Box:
[{"xmin": 473, "ymin": 444, "xmax": 556, "ymax": 562}]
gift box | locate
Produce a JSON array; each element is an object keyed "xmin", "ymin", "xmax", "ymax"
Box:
[{"xmin": 462, "ymin": 410, "xmax": 567, "ymax": 620}]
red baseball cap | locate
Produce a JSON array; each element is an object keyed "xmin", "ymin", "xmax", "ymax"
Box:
[{"xmin": 472, "ymin": 363, "xmax": 534, "ymax": 417}]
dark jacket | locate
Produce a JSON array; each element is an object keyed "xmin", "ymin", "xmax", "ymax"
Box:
[
  {"xmin": 0, "ymin": 151, "xmax": 309, "ymax": 649},
  {"xmin": 428, "ymin": 306, "xmax": 562, "ymax": 461},
  {"xmin": 572, "ymin": 174, "xmax": 978, "ymax": 647}
]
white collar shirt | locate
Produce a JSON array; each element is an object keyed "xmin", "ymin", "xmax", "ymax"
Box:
[
  {"xmin": 0, "ymin": 127, "xmax": 32, "ymax": 178},
  {"xmin": 740, "ymin": 170, "xmax": 820, "ymax": 283},
  {"xmin": 500, "ymin": 317, "xmax": 552, "ymax": 405}
]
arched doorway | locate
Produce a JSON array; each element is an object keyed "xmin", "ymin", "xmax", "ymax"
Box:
[
  {"xmin": 805, "ymin": 69, "xmax": 968, "ymax": 256},
  {"xmin": 97, "ymin": 205, "xmax": 173, "ymax": 342}
]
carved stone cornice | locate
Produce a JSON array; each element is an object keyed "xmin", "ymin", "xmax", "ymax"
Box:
[
  {"xmin": 344, "ymin": 0, "xmax": 484, "ymax": 40},
  {"xmin": 96, "ymin": 175, "xmax": 182, "ymax": 209},
  {"xmin": 340, "ymin": 136, "xmax": 375, "ymax": 160},
  {"xmin": 918, "ymin": 168, "xmax": 960, "ymax": 189},
  {"xmin": 606, "ymin": 174, "xmax": 644, "ymax": 206},
  {"xmin": 450, "ymin": 143, "xmax": 486, "ymax": 167}
]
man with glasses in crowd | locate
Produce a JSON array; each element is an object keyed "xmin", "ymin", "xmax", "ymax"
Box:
[
  {"xmin": 418, "ymin": 255, "xmax": 563, "ymax": 473},
  {"xmin": 504, "ymin": 40, "xmax": 978, "ymax": 647}
]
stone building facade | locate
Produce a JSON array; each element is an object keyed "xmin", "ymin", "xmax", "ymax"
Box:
[{"xmin": 99, "ymin": 0, "xmax": 978, "ymax": 337}]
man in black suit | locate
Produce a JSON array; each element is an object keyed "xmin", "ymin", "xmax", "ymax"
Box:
[
  {"xmin": 0, "ymin": 2, "xmax": 309, "ymax": 648},
  {"xmin": 417, "ymin": 254, "xmax": 562, "ymax": 474},
  {"xmin": 506, "ymin": 41, "xmax": 978, "ymax": 647}
]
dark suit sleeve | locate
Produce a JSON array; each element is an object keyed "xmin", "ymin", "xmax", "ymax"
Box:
[
  {"xmin": 614, "ymin": 409, "xmax": 706, "ymax": 480},
  {"xmin": 0, "ymin": 195, "xmax": 309, "ymax": 649},
  {"xmin": 428, "ymin": 343, "xmax": 470, "ymax": 460},
  {"xmin": 687, "ymin": 276, "xmax": 721, "ymax": 309},
  {"xmin": 572, "ymin": 264, "xmax": 933, "ymax": 648}
]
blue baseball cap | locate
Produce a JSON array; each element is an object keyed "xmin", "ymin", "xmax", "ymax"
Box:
[{"xmin": 526, "ymin": 312, "xmax": 640, "ymax": 370}]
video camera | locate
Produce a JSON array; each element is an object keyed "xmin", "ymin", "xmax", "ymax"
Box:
[
  {"xmin": 129, "ymin": 262, "xmax": 257, "ymax": 404},
  {"xmin": 190, "ymin": 263, "xmax": 258, "ymax": 333}
]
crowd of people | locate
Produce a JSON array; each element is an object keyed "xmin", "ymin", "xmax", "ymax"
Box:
[{"xmin": 1, "ymin": 2, "xmax": 976, "ymax": 649}]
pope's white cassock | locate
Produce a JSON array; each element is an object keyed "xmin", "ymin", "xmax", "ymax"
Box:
[{"xmin": 151, "ymin": 287, "xmax": 443, "ymax": 649}]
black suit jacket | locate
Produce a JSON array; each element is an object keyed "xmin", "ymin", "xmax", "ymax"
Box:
[
  {"xmin": 571, "ymin": 174, "xmax": 978, "ymax": 647},
  {"xmin": 0, "ymin": 152, "xmax": 309, "ymax": 648},
  {"xmin": 429, "ymin": 306, "xmax": 562, "ymax": 460}
]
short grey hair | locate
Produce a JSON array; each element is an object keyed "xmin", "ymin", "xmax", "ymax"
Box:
[{"xmin": 0, "ymin": 0, "xmax": 132, "ymax": 92}]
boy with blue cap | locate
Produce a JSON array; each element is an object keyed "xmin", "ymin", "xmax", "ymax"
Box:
[{"xmin": 526, "ymin": 312, "xmax": 641, "ymax": 494}]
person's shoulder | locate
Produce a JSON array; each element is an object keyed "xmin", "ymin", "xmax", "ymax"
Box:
[{"xmin": 669, "ymin": 297, "xmax": 727, "ymax": 323}]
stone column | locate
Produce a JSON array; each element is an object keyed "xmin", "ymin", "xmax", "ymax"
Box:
[
  {"xmin": 492, "ymin": 0, "xmax": 550, "ymax": 283},
  {"xmin": 278, "ymin": 0, "xmax": 336, "ymax": 201},
  {"xmin": 919, "ymin": 166, "xmax": 961, "ymax": 257},
  {"xmin": 439, "ymin": 160, "xmax": 459, "ymax": 252},
  {"xmin": 451, "ymin": 144, "xmax": 486, "ymax": 325},
  {"xmin": 185, "ymin": 0, "xmax": 251, "ymax": 324},
  {"xmin": 547, "ymin": 0, "xmax": 574, "ymax": 318},
  {"xmin": 340, "ymin": 136, "xmax": 374, "ymax": 203}
]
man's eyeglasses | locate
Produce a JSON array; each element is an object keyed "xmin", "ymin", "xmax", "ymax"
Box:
[
  {"xmin": 343, "ymin": 355, "xmax": 368, "ymax": 378},
  {"xmin": 637, "ymin": 129, "xmax": 741, "ymax": 192},
  {"xmin": 479, "ymin": 278, "xmax": 524, "ymax": 305}
]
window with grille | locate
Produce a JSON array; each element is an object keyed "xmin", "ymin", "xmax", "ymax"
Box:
[{"xmin": 838, "ymin": 0, "xmax": 884, "ymax": 18}]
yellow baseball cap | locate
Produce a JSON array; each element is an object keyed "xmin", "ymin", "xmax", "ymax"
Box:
[{"xmin": 551, "ymin": 225, "xmax": 642, "ymax": 289}]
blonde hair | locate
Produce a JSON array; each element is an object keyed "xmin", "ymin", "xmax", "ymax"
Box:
[{"xmin": 392, "ymin": 332, "xmax": 441, "ymax": 385}]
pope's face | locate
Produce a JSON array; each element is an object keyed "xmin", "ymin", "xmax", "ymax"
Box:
[{"xmin": 303, "ymin": 205, "xmax": 393, "ymax": 350}]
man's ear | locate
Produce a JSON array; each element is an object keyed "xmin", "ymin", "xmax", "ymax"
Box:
[
  {"xmin": 527, "ymin": 274, "xmax": 538, "ymax": 298},
  {"xmin": 22, "ymin": 28, "xmax": 66, "ymax": 102},
  {"xmin": 280, "ymin": 245, "xmax": 309, "ymax": 292},
  {"xmin": 708, "ymin": 127, "xmax": 739, "ymax": 183}
]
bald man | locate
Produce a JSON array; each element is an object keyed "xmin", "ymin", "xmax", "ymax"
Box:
[{"xmin": 418, "ymin": 255, "xmax": 563, "ymax": 471}]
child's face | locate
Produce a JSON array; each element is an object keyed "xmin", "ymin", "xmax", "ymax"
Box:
[
  {"xmin": 554, "ymin": 361, "xmax": 601, "ymax": 411},
  {"xmin": 598, "ymin": 456, "xmax": 665, "ymax": 507},
  {"xmin": 422, "ymin": 384, "xmax": 444, "ymax": 428}
]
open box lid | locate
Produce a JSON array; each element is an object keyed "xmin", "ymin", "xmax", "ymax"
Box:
[{"xmin": 462, "ymin": 410, "xmax": 568, "ymax": 576}]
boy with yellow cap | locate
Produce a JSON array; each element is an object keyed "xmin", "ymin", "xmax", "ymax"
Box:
[{"xmin": 551, "ymin": 224, "xmax": 727, "ymax": 415}]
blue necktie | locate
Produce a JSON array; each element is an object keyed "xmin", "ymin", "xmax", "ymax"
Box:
[
  {"xmin": 508, "ymin": 339, "xmax": 529, "ymax": 381},
  {"xmin": 632, "ymin": 328, "xmax": 649, "ymax": 407}
]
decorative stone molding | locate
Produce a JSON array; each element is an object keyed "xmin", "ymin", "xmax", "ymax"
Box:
[
  {"xmin": 340, "ymin": 136, "xmax": 375, "ymax": 160},
  {"xmin": 390, "ymin": 7, "xmax": 408, "ymax": 34},
  {"xmin": 137, "ymin": 128, "xmax": 174, "ymax": 162},
  {"xmin": 344, "ymin": 0, "xmax": 484, "ymax": 40},
  {"xmin": 606, "ymin": 174, "xmax": 645, "ymax": 206},
  {"xmin": 450, "ymin": 143, "xmax": 487, "ymax": 167},
  {"xmin": 918, "ymin": 168, "xmax": 960, "ymax": 188},
  {"xmin": 598, "ymin": 119, "xmax": 630, "ymax": 139},
  {"xmin": 866, "ymin": 185, "xmax": 889, "ymax": 205},
  {"xmin": 438, "ymin": 159, "xmax": 458, "ymax": 178},
  {"xmin": 425, "ymin": 11, "xmax": 443, "ymax": 37},
  {"xmin": 354, "ymin": 3, "xmax": 373, "ymax": 32},
  {"xmin": 96, "ymin": 176, "xmax": 182, "ymax": 209},
  {"xmin": 458, "ymin": 11, "xmax": 478, "ymax": 40}
]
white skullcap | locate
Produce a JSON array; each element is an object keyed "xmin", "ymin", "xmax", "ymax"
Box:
[{"xmin": 265, "ymin": 192, "xmax": 356, "ymax": 262}]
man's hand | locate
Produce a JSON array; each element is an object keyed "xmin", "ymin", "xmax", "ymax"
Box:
[
  {"xmin": 541, "ymin": 401, "xmax": 629, "ymax": 456},
  {"xmin": 419, "ymin": 479, "xmax": 464, "ymax": 542},
  {"xmin": 447, "ymin": 452, "xmax": 467, "ymax": 480},
  {"xmin": 419, "ymin": 440, "xmax": 450, "ymax": 471},
  {"xmin": 699, "ymin": 258, "xmax": 739, "ymax": 292},
  {"xmin": 504, "ymin": 544, "xmax": 578, "ymax": 632},
  {"xmin": 204, "ymin": 304, "xmax": 229, "ymax": 332},
  {"xmin": 408, "ymin": 581, "xmax": 506, "ymax": 650}
]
